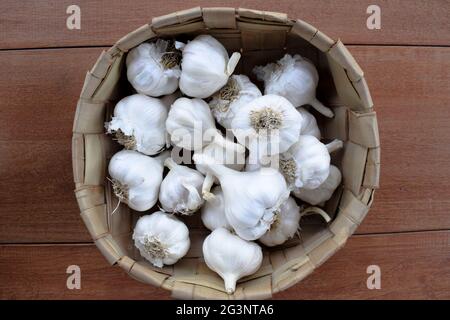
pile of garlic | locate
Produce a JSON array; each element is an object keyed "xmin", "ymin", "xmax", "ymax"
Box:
[{"xmin": 105, "ymin": 35, "xmax": 342, "ymax": 294}]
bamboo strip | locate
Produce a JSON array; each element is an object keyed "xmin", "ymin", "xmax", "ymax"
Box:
[
  {"xmin": 202, "ymin": 7, "xmax": 236, "ymax": 29},
  {"xmin": 348, "ymin": 110, "xmax": 380, "ymax": 148}
]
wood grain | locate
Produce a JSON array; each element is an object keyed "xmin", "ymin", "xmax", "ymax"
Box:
[
  {"xmin": 1, "ymin": 45, "xmax": 449, "ymax": 242},
  {"xmin": 0, "ymin": 0, "xmax": 449, "ymax": 49},
  {"xmin": 0, "ymin": 231, "xmax": 448, "ymax": 299}
]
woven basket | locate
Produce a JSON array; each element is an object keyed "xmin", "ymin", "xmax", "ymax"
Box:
[{"xmin": 72, "ymin": 7, "xmax": 380, "ymax": 299}]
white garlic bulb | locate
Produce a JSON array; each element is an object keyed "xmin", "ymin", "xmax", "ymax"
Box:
[
  {"xmin": 280, "ymin": 135, "xmax": 330, "ymax": 189},
  {"xmin": 209, "ymin": 75, "xmax": 262, "ymax": 129},
  {"xmin": 166, "ymin": 97, "xmax": 218, "ymax": 151},
  {"xmin": 133, "ymin": 211, "xmax": 190, "ymax": 268},
  {"xmin": 194, "ymin": 134, "xmax": 246, "ymax": 200},
  {"xmin": 259, "ymin": 197, "xmax": 300, "ymax": 247},
  {"xmin": 297, "ymin": 107, "xmax": 321, "ymax": 139},
  {"xmin": 193, "ymin": 154, "xmax": 290, "ymax": 241},
  {"xmin": 231, "ymin": 94, "xmax": 303, "ymax": 158},
  {"xmin": 106, "ymin": 94, "xmax": 169, "ymax": 155},
  {"xmin": 203, "ymin": 228, "xmax": 262, "ymax": 294},
  {"xmin": 108, "ymin": 150, "xmax": 169, "ymax": 211},
  {"xmin": 254, "ymin": 54, "xmax": 333, "ymax": 117},
  {"xmin": 201, "ymin": 187, "xmax": 231, "ymax": 231},
  {"xmin": 293, "ymin": 165, "xmax": 342, "ymax": 205},
  {"xmin": 159, "ymin": 158, "xmax": 205, "ymax": 215},
  {"xmin": 126, "ymin": 40, "xmax": 183, "ymax": 97},
  {"xmin": 180, "ymin": 35, "xmax": 241, "ymax": 98}
]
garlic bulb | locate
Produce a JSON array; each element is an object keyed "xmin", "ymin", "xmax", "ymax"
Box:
[
  {"xmin": 231, "ymin": 94, "xmax": 303, "ymax": 158},
  {"xmin": 254, "ymin": 54, "xmax": 333, "ymax": 117},
  {"xmin": 133, "ymin": 211, "xmax": 190, "ymax": 268},
  {"xmin": 280, "ymin": 135, "xmax": 330, "ymax": 189},
  {"xmin": 293, "ymin": 165, "xmax": 342, "ymax": 205},
  {"xmin": 166, "ymin": 97, "xmax": 218, "ymax": 151},
  {"xmin": 297, "ymin": 107, "xmax": 321, "ymax": 139},
  {"xmin": 209, "ymin": 75, "xmax": 262, "ymax": 129},
  {"xmin": 194, "ymin": 134, "xmax": 246, "ymax": 200},
  {"xmin": 159, "ymin": 158, "xmax": 205, "ymax": 215},
  {"xmin": 126, "ymin": 40, "xmax": 183, "ymax": 97},
  {"xmin": 180, "ymin": 35, "xmax": 241, "ymax": 98},
  {"xmin": 203, "ymin": 228, "xmax": 262, "ymax": 294},
  {"xmin": 106, "ymin": 94, "xmax": 169, "ymax": 155},
  {"xmin": 200, "ymin": 187, "xmax": 231, "ymax": 231},
  {"xmin": 259, "ymin": 197, "xmax": 300, "ymax": 247},
  {"xmin": 193, "ymin": 154, "xmax": 290, "ymax": 241},
  {"xmin": 108, "ymin": 150, "xmax": 169, "ymax": 211}
]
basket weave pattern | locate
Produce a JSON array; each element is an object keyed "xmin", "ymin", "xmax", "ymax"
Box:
[{"xmin": 72, "ymin": 7, "xmax": 380, "ymax": 299}]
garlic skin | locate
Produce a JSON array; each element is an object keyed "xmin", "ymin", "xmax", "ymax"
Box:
[
  {"xmin": 106, "ymin": 94, "xmax": 169, "ymax": 155},
  {"xmin": 297, "ymin": 107, "xmax": 321, "ymax": 139},
  {"xmin": 133, "ymin": 211, "xmax": 190, "ymax": 268},
  {"xmin": 193, "ymin": 154, "xmax": 290, "ymax": 241},
  {"xmin": 194, "ymin": 134, "xmax": 246, "ymax": 200},
  {"xmin": 209, "ymin": 75, "xmax": 262, "ymax": 129},
  {"xmin": 108, "ymin": 150, "xmax": 169, "ymax": 211},
  {"xmin": 201, "ymin": 187, "xmax": 231, "ymax": 231},
  {"xmin": 126, "ymin": 40, "xmax": 182, "ymax": 97},
  {"xmin": 280, "ymin": 135, "xmax": 330, "ymax": 189},
  {"xmin": 180, "ymin": 35, "xmax": 241, "ymax": 98},
  {"xmin": 231, "ymin": 94, "xmax": 303, "ymax": 158},
  {"xmin": 259, "ymin": 197, "xmax": 300, "ymax": 247},
  {"xmin": 293, "ymin": 165, "xmax": 342, "ymax": 205},
  {"xmin": 254, "ymin": 54, "xmax": 333, "ymax": 118},
  {"xmin": 203, "ymin": 228, "xmax": 262, "ymax": 294},
  {"xmin": 166, "ymin": 97, "xmax": 218, "ymax": 151},
  {"xmin": 159, "ymin": 158, "xmax": 205, "ymax": 215}
]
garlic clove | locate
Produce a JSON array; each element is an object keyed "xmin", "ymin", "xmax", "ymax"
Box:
[
  {"xmin": 253, "ymin": 54, "xmax": 333, "ymax": 118},
  {"xmin": 108, "ymin": 150, "xmax": 169, "ymax": 211},
  {"xmin": 133, "ymin": 211, "xmax": 190, "ymax": 268},
  {"xmin": 106, "ymin": 94, "xmax": 168, "ymax": 155},
  {"xmin": 159, "ymin": 157, "xmax": 205, "ymax": 215},
  {"xmin": 179, "ymin": 35, "xmax": 241, "ymax": 98},
  {"xmin": 201, "ymin": 186, "xmax": 232, "ymax": 231},
  {"xmin": 259, "ymin": 197, "xmax": 301, "ymax": 247},
  {"xmin": 126, "ymin": 40, "xmax": 182, "ymax": 97},
  {"xmin": 293, "ymin": 165, "xmax": 342, "ymax": 205},
  {"xmin": 202, "ymin": 228, "xmax": 262, "ymax": 294},
  {"xmin": 231, "ymin": 94, "xmax": 303, "ymax": 158},
  {"xmin": 193, "ymin": 153, "xmax": 289, "ymax": 241}
]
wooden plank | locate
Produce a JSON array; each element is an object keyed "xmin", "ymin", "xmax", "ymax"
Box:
[
  {"xmin": 0, "ymin": 0, "xmax": 449, "ymax": 49},
  {"xmin": 0, "ymin": 231, "xmax": 448, "ymax": 299},
  {"xmin": 0, "ymin": 46, "xmax": 449, "ymax": 242}
]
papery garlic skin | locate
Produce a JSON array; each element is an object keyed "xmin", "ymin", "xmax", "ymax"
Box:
[
  {"xmin": 254, "ymin": 54, "xmax": 333, "ymax": 117},
  {"xmin": 106, "ymin": 94, "xmax": 168, "ymax": 155},
  {"xmin": 259, "ymin": 197, "xmax": 300, "ymax": 247},
  {"xmin": 180, "ymin": 35, "xmax": 241, "ymax": 98},
  {"xmin": 297, "ymin": 107, "xmax": 321, "ymax": 139},
  {"xmin": 126, "ymin": 40, "xmax": 182, "ymax": 97},
  {"xmin": 293, "ymin": 165, "xmax": 342, "ymax": 205},
  {"xmin": 159, "ymin": 158, "xmax": 205, "ymax": 215},
  {"xmin": 203, "ymin": 228, "xmax": 262, "ymax": 294},
  {"xmin": 281, "ymin": 135, "xmax": 330, "ymax": 189},
  {"xmin": 108, "ymin": 150, "xmax": 169, "ymax": 211},
  {"xmin": 231, "ymin": 94, "xmax": 303, "ymax": 158},
  {"xmin": 166, "ymin": 97, "xmax": 217, "ymax": 150},
  {"xmin": 193, "ymin": 154, "xmax": 289, "ymax": 241},
  {"xmin": 133, "ymin": 211, "xmax": 190, "ymax": 268},
  {"xmin": 194, "ymin": 134, "xmax": 246, "ymax": 200},
  {"xmin": 209, "ymin": 75, "xmax": 262, "ymax": 129},
  {"xmin": 201, "ymin": 187, "xmax": 232, "ymax": 231}
]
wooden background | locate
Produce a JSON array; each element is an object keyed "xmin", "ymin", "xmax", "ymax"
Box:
[{"xmin": 0, "ymin": 0, "xmax": 449, "ymax": 299}]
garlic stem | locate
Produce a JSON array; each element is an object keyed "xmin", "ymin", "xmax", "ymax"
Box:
[
  {"xmin": 154, "ymin": 150, "xmax": 171, "ymax": 165},
  {"xmin": 164, "ymin": 157, "xmax": 177, "ymax": 170},
  {"xmin": 223, "ymin": 274, "xmax": 239, "ymax": 294},
  {"xmin": 202, "ymin": 173, "xmax": 216, "ymax": 201},
  {"xmin": 300, "ymin": 206, "xmax": 331, "ymax": 223},
  {"xmin": 309, "ymin": 97, "xmax": 334, "ymax": 118},
  {"xmin": 226, "ymin": 52, "xmax": 241, "ymax": 76},
  {"xmin": 326, "ymin": 139, "xmax": 344, "ymax": 153},
  {"xmin": 212, "ymin": 133, "xmax": 246, "ymax": 154}
]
